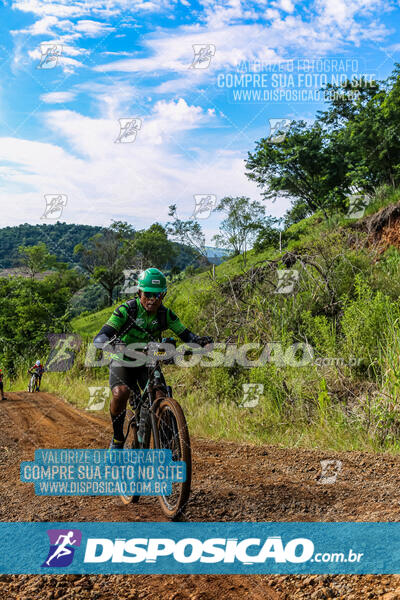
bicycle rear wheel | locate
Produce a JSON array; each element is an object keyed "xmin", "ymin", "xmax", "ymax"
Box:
[
  {"xmin": 154, "ymin": 396, "xmax": 192, "ymax": 519},
  {"xmin": 119, "ymin": 408, "xmax": 140, "ymax": 506}
]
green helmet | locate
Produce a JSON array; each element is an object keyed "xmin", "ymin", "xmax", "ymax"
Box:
[{"xmin": 137, "ymin": 268, "xmax": 167, "ymax": 293}]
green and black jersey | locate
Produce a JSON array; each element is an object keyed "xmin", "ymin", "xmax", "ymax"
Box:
[{"xmin": 106, "ymin": 297, "xmax": 186, "ymax": 344}]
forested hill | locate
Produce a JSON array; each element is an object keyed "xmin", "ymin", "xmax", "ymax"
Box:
[
  {"xmin": 0, "ymin": 222, "xmax": 102, "ymax": 268},
  {"xmin": 0, "ymin": 222, "xmax": 215, "ymax": 272}
]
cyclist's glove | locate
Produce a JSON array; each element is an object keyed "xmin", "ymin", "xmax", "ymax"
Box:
[
  {"xmin": 179, "ymin": 330, "xmax": 214, "ymax": 347},
  {"xmin": 93, "ymin": 325, "xmax": 117, "ymax": 349},
  {"xmin": 196, "ymin": 335, "xmax": 214, "ymax": 347}
]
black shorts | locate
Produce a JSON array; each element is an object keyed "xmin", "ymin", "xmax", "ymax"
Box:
[
  {"xmin": 109, "ymin": 361, "xmax": 148, "ymax": 397},
  {"xmin": 0, "ymin": 382, "xmax": 3, "ymax": 391}
]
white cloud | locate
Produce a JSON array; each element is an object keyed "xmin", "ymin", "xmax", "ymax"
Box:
[
  {"xmin": 11, "ymin": 0, "xmax": 391, "ymax": 82},
  {"xmin": 11, "ymin": 15, "xmax": 60, "ymax": 36},
  {"xmin": 95, "ymin": 0, "xmax": 389, "ymax": 87},
  {"xmin": 95, "ymin": 25, "xmax": 283, "ymax": 75},
  {"xmin": 27, "ymin": 50, "xmax": 84, "ymax": 74},
  {"xmin": 28, "ymin": 43, "xmax": 87, "ymax": 59},
  {"xmin": 101, "ymin": 51, "xmax": 133, "ymax": 56},
  {"xmin": 0, "ymin": 100, "xmax": 266, "ymax": 236},
  {"xmin": 141, "ymin": 98, "xmax": 216, "ymax": 144},
  {"xmin": 12, "ymin": 0, "xmax": 174, "ymax": 18},
  {"xmin": 40, "ymin": 91, "xmax": 77, "ymax": 103},
  {"xmin": 5, "ymin": 0, "xmax": 391, "ymax": 234},
  {"xmin": 42, "ymin": 98, "xmax": 215, "ymax": 157},
  {"xmin": 201, "ymin": 0, "xmax": 249, "ymax": 28},
  {"xmin": 75, "ymin": 80, "xmax": 140, "ymax": 119},
  {"xmin": 10, "ymin": 0, "xmax": 158, "ymax": 50},
  {"xmin": 272, "ymin": 0, "xmax": 295, "ymax": 13},
  {"xmin": 74, "ymin": 19, "xmax": 116, "ymax": 37},
  {"xmin": 12, "ymin": 0, "xmax": 91, "ymax": 18},
  {"xmin": 315, "ymin": 0, "xmax": 388, "ymax": 27},
  {"xmin": 13, "ymin": 15, "xmax": 115, "ymax": 38},
  {"xmin": 153, "ymin": 97, "xmax": 215, "ymax": 125}
]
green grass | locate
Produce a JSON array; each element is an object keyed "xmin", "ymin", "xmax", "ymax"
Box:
[
  {"xmin": 63, "ymin": 194, "xmax": 400, "ymax": 453},
  {"xmin": 70, "ymin": 243, "xmax": 280, "ymax": 339},
  {"xmin": 10, "ymin": 364, "xmax": 110, "ymax": 413},
  {"xmin": 71, "ymin": 304, "xmax": 118, "ymax": 339},
  {"xmin": 9, "ymin": 340, "xmax": 400, "ymax": 453},
  {"xmin": 9, "ymin": 360, "xmax": 388, "ymax": 453}
]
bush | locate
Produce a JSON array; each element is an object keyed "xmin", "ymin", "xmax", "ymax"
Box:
[{"xmin": 340, "ymin": 275, "xmax": 400, "ymax": 374}]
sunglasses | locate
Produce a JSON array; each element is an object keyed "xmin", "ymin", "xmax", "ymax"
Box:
[{"xmin": 142, "ymin": 291, "xmax": 164, "ymax": 299}]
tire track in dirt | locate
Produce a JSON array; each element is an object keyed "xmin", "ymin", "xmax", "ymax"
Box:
[{"xmin": 1, "ymin": 391, "xmax": 400, "ymax": 599}]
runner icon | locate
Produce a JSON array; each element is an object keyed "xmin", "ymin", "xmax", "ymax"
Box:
[{"xmin": 46, "ymin": 531, "xmax": 77, "ymax": 566}]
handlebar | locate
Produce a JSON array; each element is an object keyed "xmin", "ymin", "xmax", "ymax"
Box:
[
  {"xmin": 105, "ymin": 336, "xmax": 215, "ymax": 364},
  {"xmin": 106, "ymin": 335, "xmax": 214, "ymax": 351}
]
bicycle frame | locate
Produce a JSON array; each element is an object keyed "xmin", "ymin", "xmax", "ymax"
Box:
[
  {"xmin": 29, "ymin": 372, "xmax": 40, "ymax": 392},
  {"xmin": 118, "ymin": 346, "xmax": 192, "ymax": 517},
  {"xmin": 113, "ymin": 335, "xmax": 194, "ymax": 451},
  {"xmin": 124, "ymin": 360, "xmax": 167, "ymax": 450}
]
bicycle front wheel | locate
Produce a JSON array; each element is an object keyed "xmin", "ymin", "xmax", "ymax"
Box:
[{"xmin": 154, "ymin": 396, "xmax": 192, "ymax": 519}]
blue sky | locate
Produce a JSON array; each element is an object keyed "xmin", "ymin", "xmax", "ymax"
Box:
[{"xmin": 0, "ymin": 0, "xmax": 399, "ymax": 241}]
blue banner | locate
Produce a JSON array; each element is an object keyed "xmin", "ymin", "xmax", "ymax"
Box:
[
  {"xmin": 20, "ymin": 449, "xmax": 185, "ymax": 496},
  {"xmin": 0, "ymin": 522, "xmax": 399, "ymax": 574}
]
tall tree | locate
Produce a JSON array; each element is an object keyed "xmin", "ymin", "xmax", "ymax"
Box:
[
  {"xmin": 0, "ymin": 267, "xmax": 84, "ymax": 373},
  {"xmin": 212, "ymin": 196, "xmax": 267, "ymax": 266},
  {"xmin": 18, "ymin": 242, "xmax": 58, "ymax": 278},
  {"xmin": 246, "ymin": 121, "xmax": 350, "ymax": 220},
  {"xmin": 166, "ymin": 205, "xmax": 208, "ymax": 268},
  {"xmin": 127, "ymin": 223, "xmax": 178, "ymax": 270},
  {"xmin": 74, "ymin": 223, "xmax": 134, "ymax": 306}
]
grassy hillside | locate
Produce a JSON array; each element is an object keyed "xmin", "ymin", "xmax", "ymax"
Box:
[
  {"xmin": 66, "ymin": 188, "xmax": 400, "ymax": 452},
  {"xmin": 71, "ymin": 304, "xmax": 117, "ymax": 339},
  {"xmin": 71, "ymin": 246, "xmax": 275, "ymax": 338}
]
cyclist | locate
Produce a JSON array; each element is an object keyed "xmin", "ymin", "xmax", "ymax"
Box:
[
  {"xmin": 93, "ymin": 267, "xmax": 213, "ymax": 449},
  {"xmin": 28, "ymin": 360, "xmax": 45, "ymax": 391},
  {"xmin": 0, "ymin": 368, "xmax": 6, "ymax": 400}
]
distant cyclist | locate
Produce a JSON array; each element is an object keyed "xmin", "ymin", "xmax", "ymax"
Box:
[
  {"xmin": 28, "ymin": 360, "xmax": 45, "ymax": 391},
  {"xmin": 93, "ymin": 267, "xmax": 213, "ymax": 449},
  {"xmin": 0, "ymin": 368, "xmax": 6, "ymax": 400}
]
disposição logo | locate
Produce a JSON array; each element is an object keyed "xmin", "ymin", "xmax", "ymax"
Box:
[
  {"xmin": 42, "ymin": 529, "xmax": 82, "ymax": 567},
  {"xmin": 84, "ymin": 536, "xmax": 314, "ymax": 564}
]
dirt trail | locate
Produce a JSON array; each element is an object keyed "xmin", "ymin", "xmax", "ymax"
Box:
[{"xmin": 1, "ymin": 391, "xmax": 400, "ymax": 599}]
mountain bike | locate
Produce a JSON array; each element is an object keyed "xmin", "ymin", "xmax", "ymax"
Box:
[
  {"xmin": 109, "ymin": 337, "xmax": 195, "ymax": 520},
  {"xmin": 28, "ymin": 372, "xmax": 40, "ymax": 393}
]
